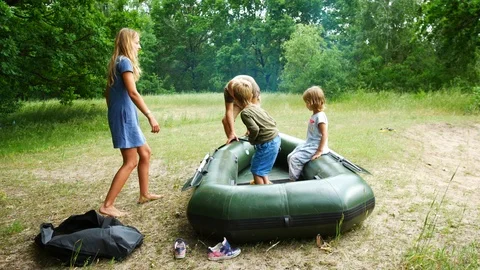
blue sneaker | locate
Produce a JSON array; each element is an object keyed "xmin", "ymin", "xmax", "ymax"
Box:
[
  {"xmin": 174, "ymin": 238, "xmax": 187, "ymax": 259},
  {"xmin": 207, "ymin": 237, "xmax": 241, "ymax": 261}
]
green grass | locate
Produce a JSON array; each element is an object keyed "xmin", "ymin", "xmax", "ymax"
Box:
[
  {"xmin": 405, "ymin": 243, "xmax": 479, "ymax": 270},
  {"xmin": 0, "ymin": 90, "xmax": 475, "ymax": 157},
  {"xmin": 0, "ymin": 91, "xmax": 478, "ymax": 269},
  {"xmin": 0, "ymin": 220, "xmax": 24, "ymax": 236},
  {"xmin": 0, "ymin": 100, "xmax": 108, "ymax": 155}
]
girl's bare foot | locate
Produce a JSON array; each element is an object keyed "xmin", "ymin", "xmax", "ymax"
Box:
[
  {"xmin": 99, "ymin": 205, "xmax": 126, "ymax": 218},
  {"xmin": 138, "ymin": 193, "xmax": 163, "ymax": 204}
]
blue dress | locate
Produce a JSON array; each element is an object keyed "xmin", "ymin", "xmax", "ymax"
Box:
[{"xmin": 107, "ymin": 56, "xmax": 145, "ymax": 149}]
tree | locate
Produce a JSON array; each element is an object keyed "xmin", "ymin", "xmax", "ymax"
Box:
[
  {"xmin": 150, "ymin": 0, "xmax": 333, "ymax": 92},
  {"xmin": 0, "ymin": 0, "xmax": 110, "ymax": 108},
  {"xmin": 0, "ymin": 1, "xmax": 21, "ymax": 114},
  {"xmin": 419, "ymin": 0, "xmax": 480, "ymax": 85},
  {"xmin": 211, "ymin": 0, "xmax": 296, "ymax": 91},
  {"xmin": 0, "ymin": 0, "xmax": 155, "ymax": 114},
  {"xmin": 345, "ymin": 0, "xmax": 444, "ymax": 91},
  {"xmin": 150, "ymin": 0, "xmax": 220, "ymax": 92},
  {"xmin": 279, "ymin": 24, "xmax": 350, "ymax": 97}
]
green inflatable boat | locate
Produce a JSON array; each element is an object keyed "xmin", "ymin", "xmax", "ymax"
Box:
[{"xmin": 182, "ymin": 133, "xmax": 375, "ymax": 243}]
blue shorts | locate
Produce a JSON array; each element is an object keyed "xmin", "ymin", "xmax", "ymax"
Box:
[{"xmin": 251, "ymin": 135, "xmax": 281, "ymax": 177}]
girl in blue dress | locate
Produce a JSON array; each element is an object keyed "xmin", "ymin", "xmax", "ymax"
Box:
[{"xmin": 100, "ymin": 28, "xmax": 162, "ymax": 218}]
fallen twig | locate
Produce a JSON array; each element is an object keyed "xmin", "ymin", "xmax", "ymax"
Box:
[{"xmin": 266, "ymin": 241, "xmax": 280, "ymax": 252}]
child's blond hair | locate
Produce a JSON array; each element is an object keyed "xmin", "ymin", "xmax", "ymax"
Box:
[
  {"xmin": 232, "ymin": 79, "xmax": 253, "ymax": 108},
  {"xmin": 107, "ymin": 28, "xmax": 142, "ymax": 88},
  {"xmin": 225, "ymin": 75, "xmax": 260, "ymax": 101},
  {"xmin": 303, "ymin": 86, "xmax": 326, "ymax": 112}
]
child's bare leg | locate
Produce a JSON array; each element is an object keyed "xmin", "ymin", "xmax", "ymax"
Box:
[
  {"xmin": 253, "ymin": 174, "xmax": 264, "ymax": 185},
  {"xmin": 137, "ymin": 143, "xmax": 162, "ymax": 204},
  {"xmin": 100, "ymin": 148, "xmax": 137, "ymax": 217},
  {"xmin": 263, "ymin": 176, "xmax": 273, "ymax": 184}
]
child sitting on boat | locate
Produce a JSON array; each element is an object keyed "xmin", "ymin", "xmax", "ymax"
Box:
[
  {"xmin": 232, "ymin": 78, "xmax": 281, "ymax": 185},
  {"xmin": 288, "ymin": 86, "xmax": 330, "ymax": 181}
]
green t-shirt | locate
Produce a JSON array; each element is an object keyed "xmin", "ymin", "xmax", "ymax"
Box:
[{"xmin": 240, "ymin": 104, "xmax": 278, "ymax": 145}]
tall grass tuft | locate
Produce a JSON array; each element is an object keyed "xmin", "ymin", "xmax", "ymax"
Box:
[
  {"xmin": 402, "ymin": 167, "xmax": 479, "ymax": 269},
  {"xmin": 335, "ymin": 213, "xmax": 345, "ymax": 242}
]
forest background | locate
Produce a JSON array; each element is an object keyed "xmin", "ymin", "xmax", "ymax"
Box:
[{"xmin": 1, "ymin": 0, "xmax": 480, "ymax": 114}]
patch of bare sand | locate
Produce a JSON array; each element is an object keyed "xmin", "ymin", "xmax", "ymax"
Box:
[
  {"xmin": 29, "ymin": 153, "xmax": 169, "ymax": 184},
  {"xmin": 404, "ymin": 123, "xmax": 480, "ymax": 242},
  {"xmin": 344, "ymin": 122, "xmax": 480, "ymax": 269},
  {"xmin": 29, "ymin": 155, "xmax": 118, "ymax": 183},
  {"xmin": 400, "ymin": 123, "xmax": 480, "ymax": 234}
]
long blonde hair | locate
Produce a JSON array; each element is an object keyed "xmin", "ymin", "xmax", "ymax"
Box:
[{"xmin": 106, "ymin": 28, "xmax": 142, "ymax": 88}]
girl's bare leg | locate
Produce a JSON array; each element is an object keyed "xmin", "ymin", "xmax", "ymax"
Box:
[
  {"xmin": 137, "ymin": 143, "xmax": 162, "ymax": 204},
  {"xmin": 100, "ymin": 148, "xmax": 138, "ymax": 217}
]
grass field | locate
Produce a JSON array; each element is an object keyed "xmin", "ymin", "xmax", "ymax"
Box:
[{"xmin": 0, "ymin": 91, "xmax": 479, "ymax": 269}]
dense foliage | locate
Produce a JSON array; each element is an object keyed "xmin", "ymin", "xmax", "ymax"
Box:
[{"xmin": 1, "ymin": 0, "xmax": 479, "ymax": 113}]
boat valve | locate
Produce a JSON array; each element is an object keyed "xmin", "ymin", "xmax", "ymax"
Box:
[{"xmin": 284, "ymin": 215, "xmax": 291, "ymax": 227}]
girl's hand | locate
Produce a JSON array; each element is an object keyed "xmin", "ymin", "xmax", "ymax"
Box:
[
  {"xmin": 311, "ymin": 153, "xmax": 322, "ymax": 160},
  {"xmin": 147, "ymin": 115, "xmax": 160, "ymax": 133}
]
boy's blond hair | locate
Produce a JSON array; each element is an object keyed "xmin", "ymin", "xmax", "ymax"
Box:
[
  {"xmin": 303, "ymin": 86, "xmax": 326, "ymax": 112},
  {"xmin": 107, "ymin": 28, "xmax": 142, "ymax": 88},
  {"xmin": 225, "ymin": 75, "xmax": 260, "ymax": 102},
  {"xmin": 232, "ymin": 79, "xmax": 253, "ymax": 108}
]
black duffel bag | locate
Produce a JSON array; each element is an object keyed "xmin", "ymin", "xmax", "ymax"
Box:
[{"xmin": 34, "ymin": 210, "xmax": 144, "ymax": 266}]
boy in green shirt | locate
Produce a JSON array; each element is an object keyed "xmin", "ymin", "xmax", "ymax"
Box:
[{"xmin": 232, "ymin": 79, "xmax": 281, "ymax": 185}]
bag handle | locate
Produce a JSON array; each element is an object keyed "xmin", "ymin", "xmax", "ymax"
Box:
[{"xmin": 39, "ymin": 223, "xmax": 54, "ymax": 245}]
